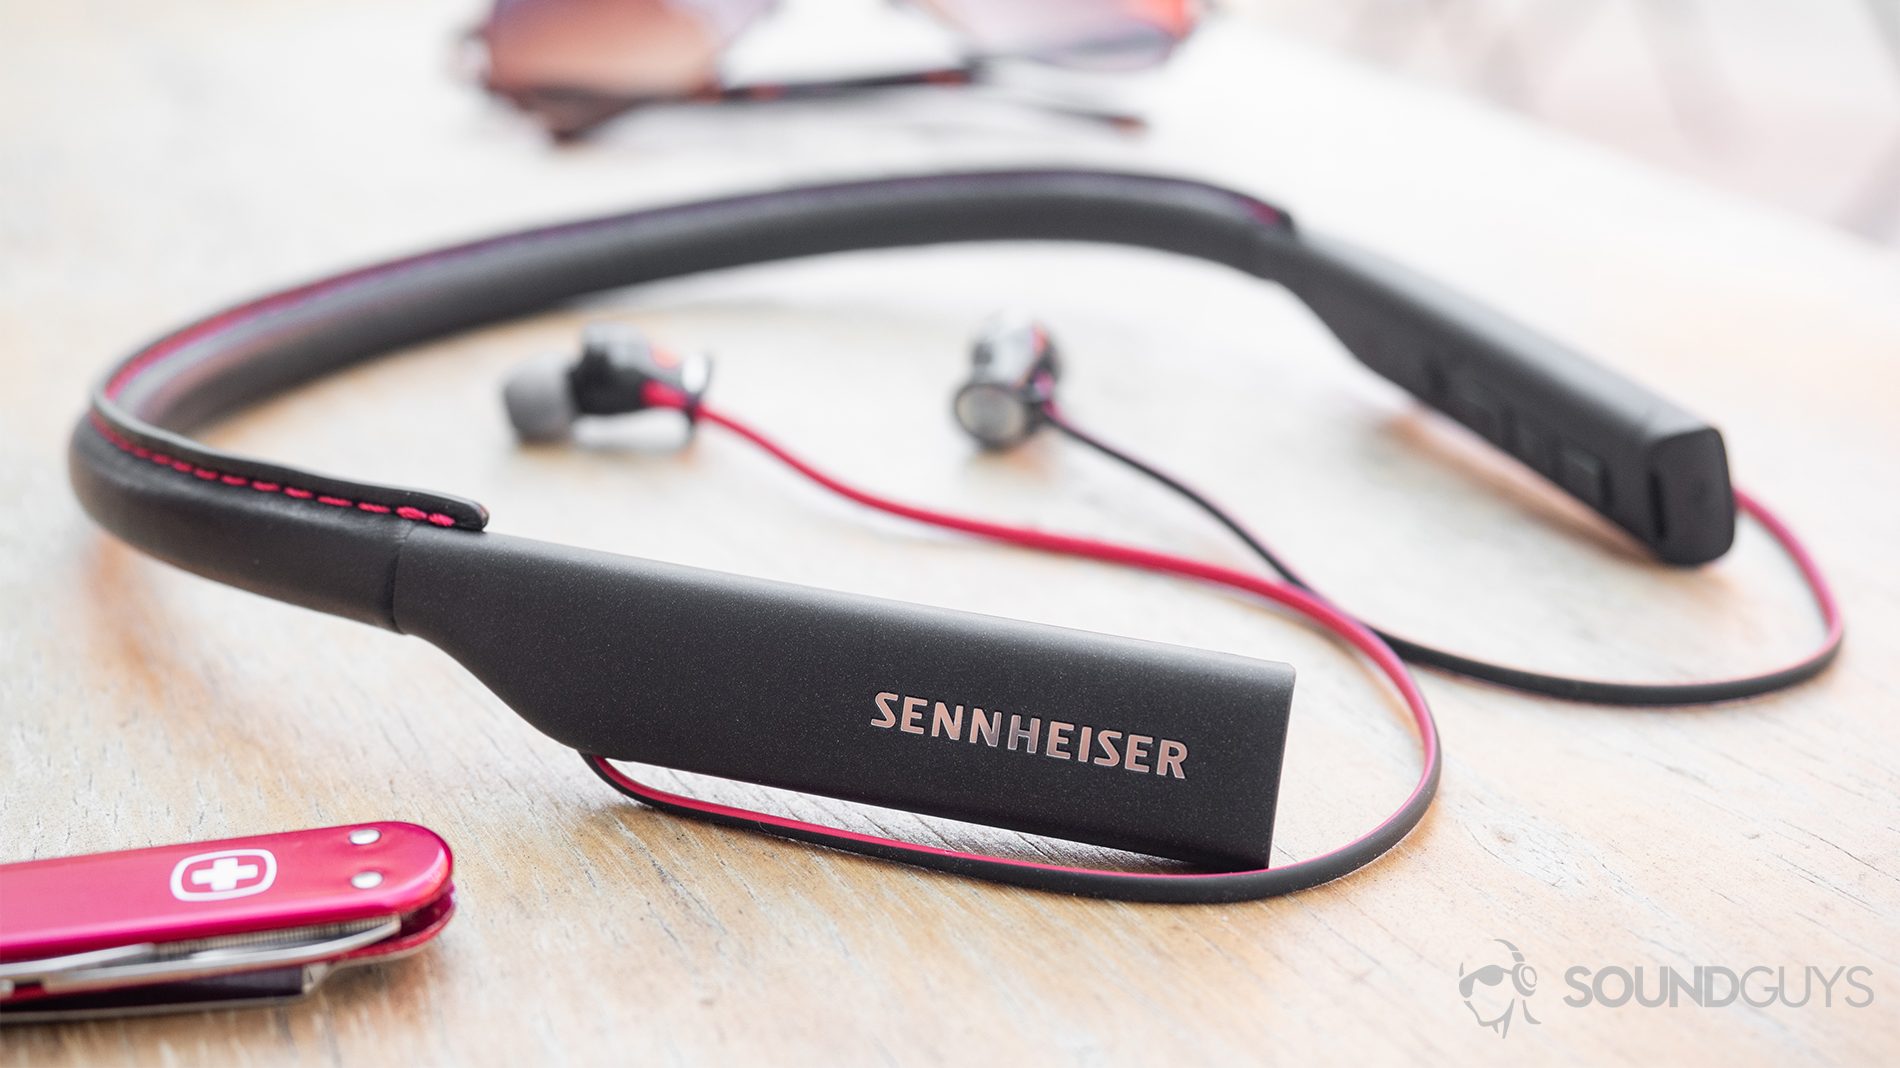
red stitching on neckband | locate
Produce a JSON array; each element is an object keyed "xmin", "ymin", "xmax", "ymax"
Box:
[{"xmin": 89, "ymin": 418, "xmax": 460, "ymax": 529}]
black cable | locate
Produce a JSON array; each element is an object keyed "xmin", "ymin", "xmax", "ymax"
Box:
[
  {"xmin": 586, "ymin": 751, "xmax": 1438, "ymax": 904},
  {"xmin": 1041, "ymin": 406, "xmax": 1842, "ymax": 706}
]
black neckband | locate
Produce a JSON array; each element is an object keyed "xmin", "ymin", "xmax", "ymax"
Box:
[
  {"xmin": 68, "ymin": 169, "xmax": 1741, "ymax": 895},
  {"xmin": 74, "ymin": 168, "xmax": 1734, "ymax": 613}
]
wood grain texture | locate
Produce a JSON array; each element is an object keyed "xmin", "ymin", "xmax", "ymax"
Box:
[{"xmin": 3, "ymin": 2, "xmax": 1898, "ymax": 1064}]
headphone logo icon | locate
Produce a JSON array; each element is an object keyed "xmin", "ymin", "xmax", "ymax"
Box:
[{"xmin": 1459, "ymin": 939, "xmax": 1541, "ymax": 1038}]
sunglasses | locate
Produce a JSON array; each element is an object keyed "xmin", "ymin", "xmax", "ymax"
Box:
[{"xmin": 473, "ymin": 0, "xmax": 1203, "ymax": 138}]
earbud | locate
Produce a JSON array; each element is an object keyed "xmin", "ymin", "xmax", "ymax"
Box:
[
  {"xmin": 502, "ymin": 354, "xmax": 579, "ymax": 443},
  {"xmin": 952, "ymin": 314, "xmax": 1061, "ymax": 451},
  {"xmin": 503, "ymin": 322, "xmax": 710, "ymax": 442}
]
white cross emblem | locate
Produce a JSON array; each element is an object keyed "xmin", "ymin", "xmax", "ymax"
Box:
[
  {"xmin": 170, "ymin": 848, "xmax": 278, "ymax": 901},
  {"xmin": 191, "ymin": 856, "xmax": 259, "ymax": 892}
]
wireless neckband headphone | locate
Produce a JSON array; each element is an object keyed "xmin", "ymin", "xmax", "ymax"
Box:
[{"xmin": 69, "ymin": 169, "xmax": 1840, "ymax": 904}]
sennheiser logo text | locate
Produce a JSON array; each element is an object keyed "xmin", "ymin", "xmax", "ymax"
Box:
[{"xmin": 871, "ymin": 691, "xmax": 1188, "ymax": 779}]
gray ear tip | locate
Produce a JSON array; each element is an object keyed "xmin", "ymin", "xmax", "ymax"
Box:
[{"xmin": 503, "ymin": 356, "xmax": 576, "ymax": 442}]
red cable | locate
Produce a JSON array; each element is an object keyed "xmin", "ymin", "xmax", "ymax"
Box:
[
  {"xmin": 589, "ymin": 384, "xmax": 1442, "ymax": 895},
  {"xmin": 1735, "ymin": 486, "xmax": 1845, "ymax": 651}
]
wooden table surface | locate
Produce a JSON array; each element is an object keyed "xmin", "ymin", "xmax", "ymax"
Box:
[{"xmin": 4, "ymin": 2, "xmax": 1898, "ymax": 1065}]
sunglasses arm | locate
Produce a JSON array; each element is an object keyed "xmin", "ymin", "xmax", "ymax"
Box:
[{"xmin": 503, "ymin": 61, "xmax": 1143, "ymax": 140}]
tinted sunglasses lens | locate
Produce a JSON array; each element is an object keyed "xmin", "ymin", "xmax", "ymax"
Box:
[
  {"xmin": 918, "ymin": 0, "xmax": 1198, "ymax": 70},
  {"xmin": 479, "ymin": 0, "xmax": 772, "ymax": 96}
]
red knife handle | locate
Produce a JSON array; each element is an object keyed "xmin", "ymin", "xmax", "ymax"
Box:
[{"xmin": 0, "ymin": 823, "xmax": 452, "ymax": 963}]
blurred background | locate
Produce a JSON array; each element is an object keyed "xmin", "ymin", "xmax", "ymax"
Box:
[
  {"xmin": 457, "ymin": 0, "xmax": 1900, "ymax": 249},
  {"xmin": 7, "ymin": 1, "xmax": 1895, "ymax": 249},
  {"xmin": 1237, "ymin": 0, "xmax": 1900, "ymax": 247}
]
